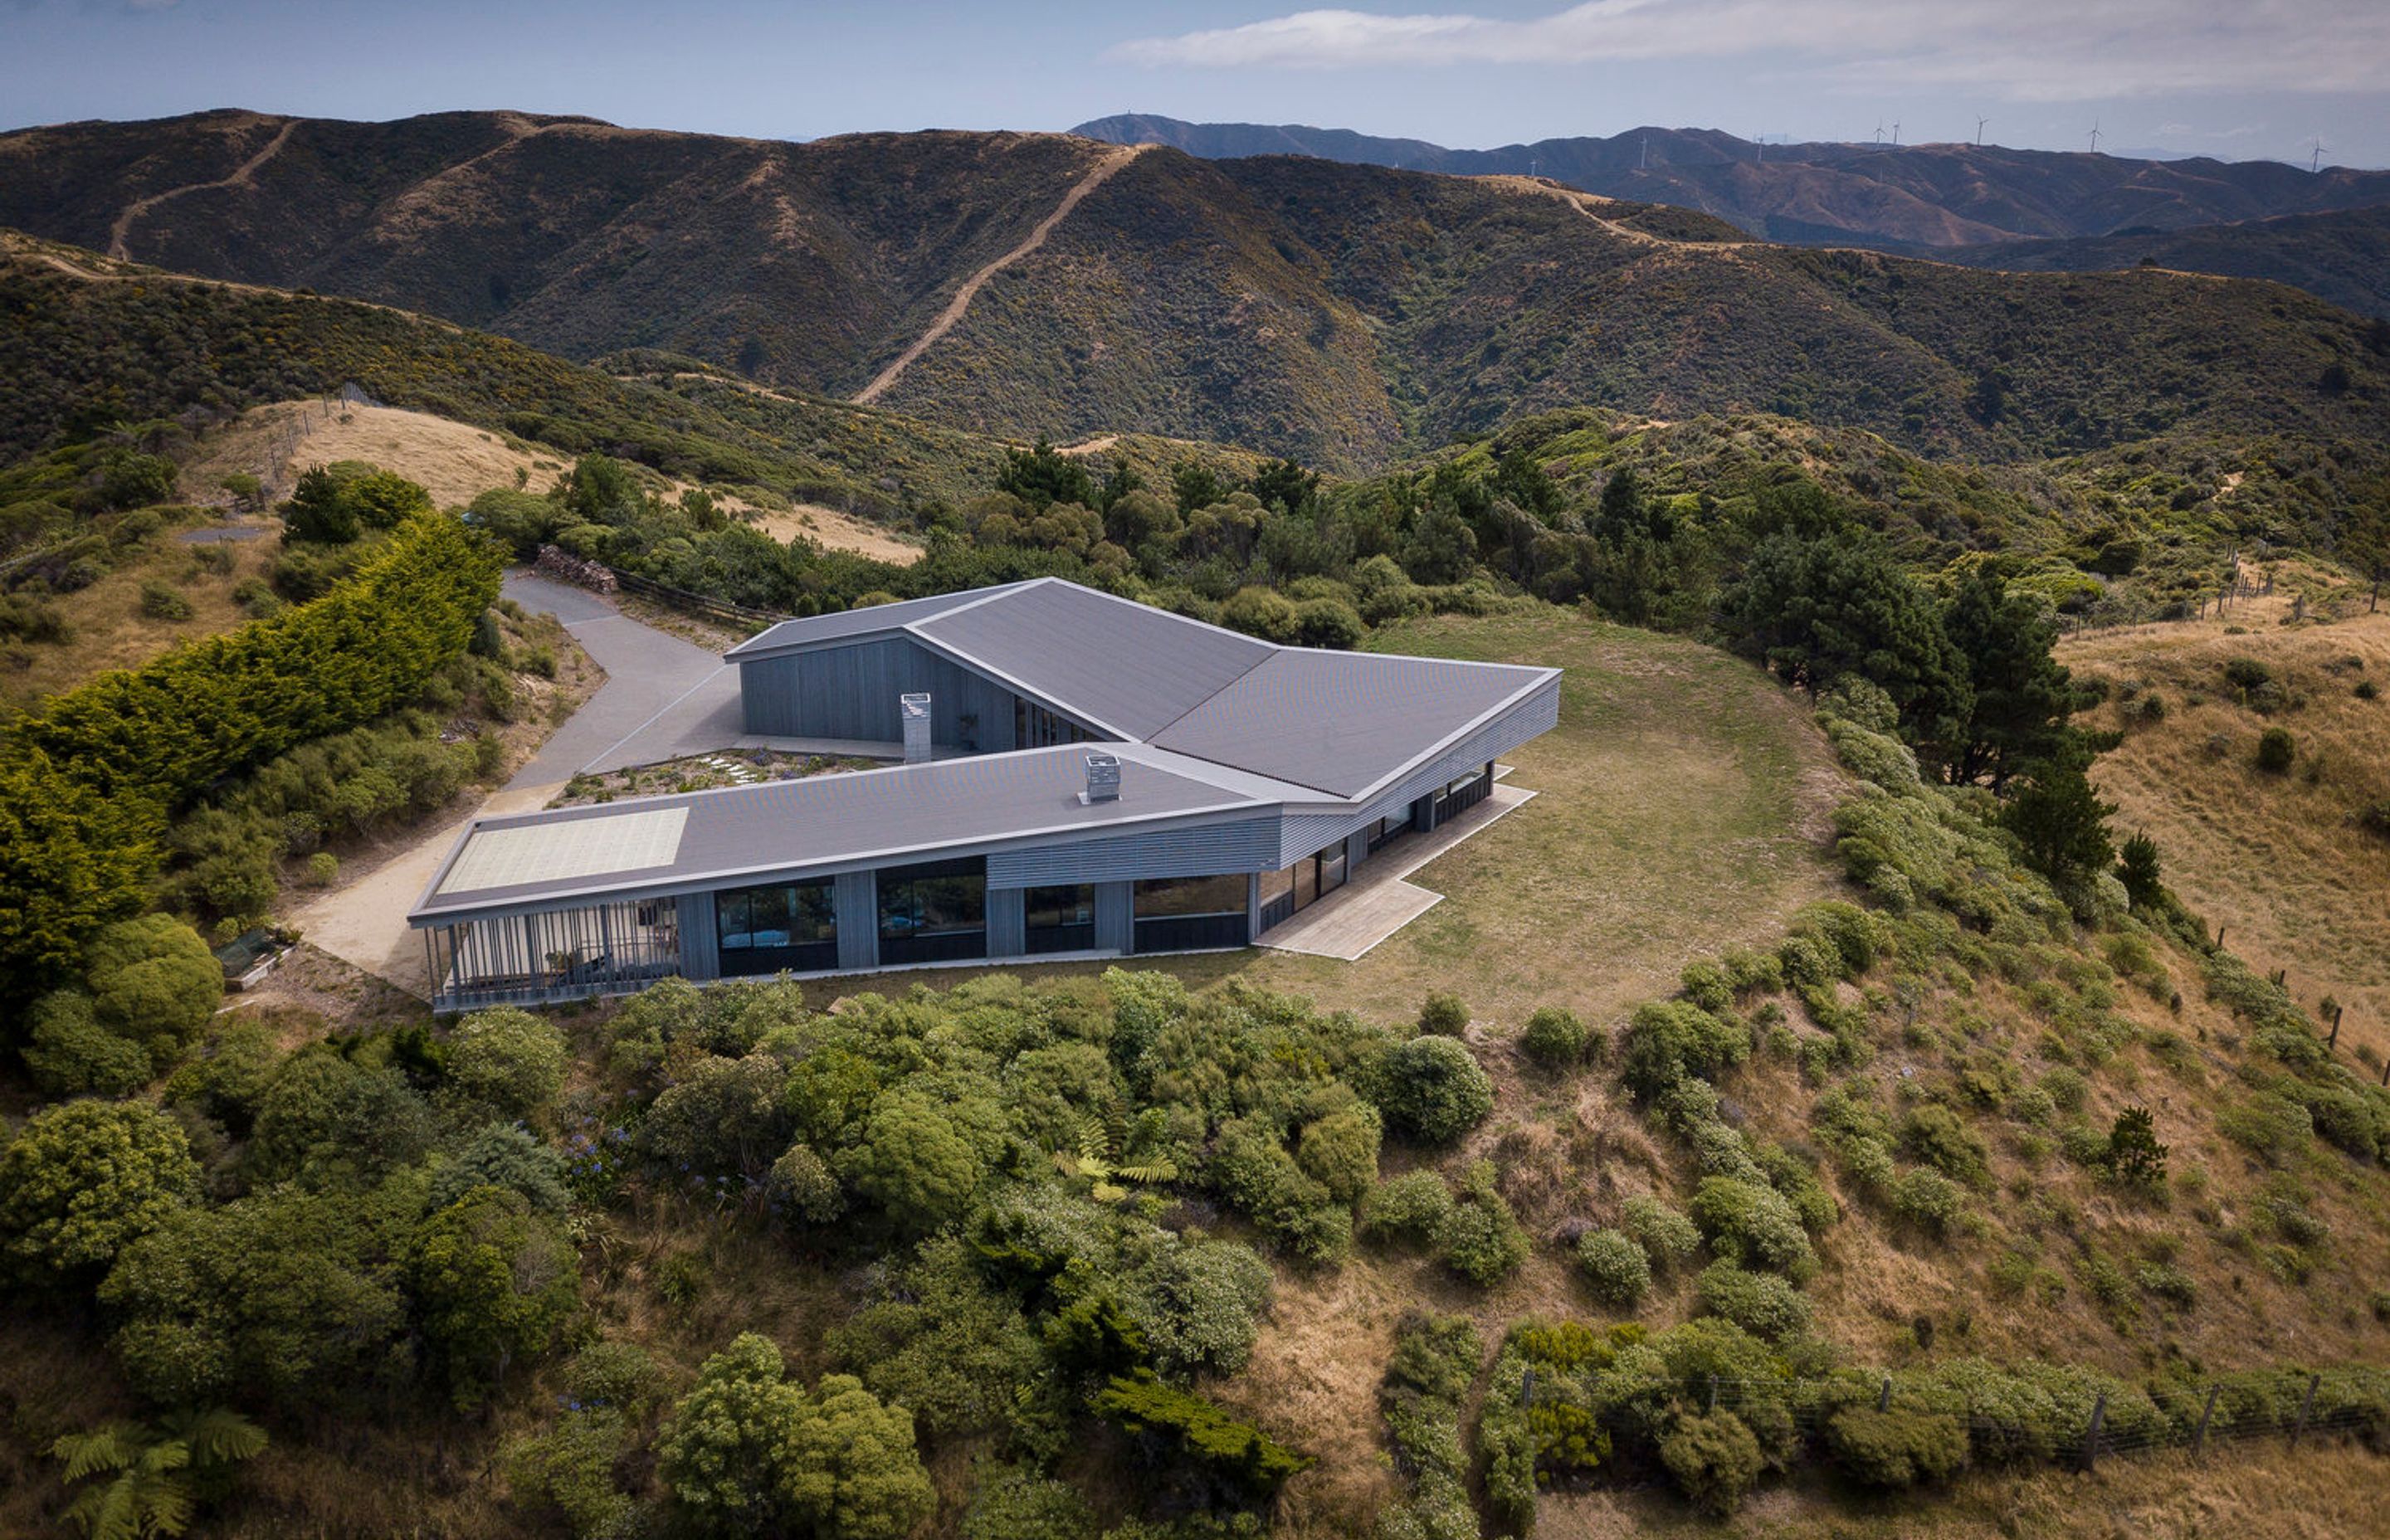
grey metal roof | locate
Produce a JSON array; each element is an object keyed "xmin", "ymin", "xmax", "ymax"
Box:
[
  {"xmin": 724, "ymin": 582, "xmax": 1033, "ymax": 660},
  {"xmin": 412, "ymin": 744, "xmax": 1264, "ymax": 920},
  {"xmin": 1149, "ymin": 649, "xmax": 1554, "ymax": 797},
  {"xmin": 910, "ymin": 581, "xmax": 1273, "ymax": 738}
]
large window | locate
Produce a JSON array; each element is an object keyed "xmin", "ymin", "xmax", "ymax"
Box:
[
  {"xmin": 717, "ymin": 879, "xmax": 837, "ymax": 976},
  {"xmin": 876, "ymin": 857, "xmax": 987, "ymax": 964},
  {"xmin": 1023, "ymin": 885, "xmax": 1095, "ymax": 954},
  {"xmin": 1432, "ymin": 763, "xmax": 1494, "ymax": 826},
  {"xmin": 1256, "ymin": 841, "xmax": 1350, "ymax": 936},
  {"xmin": 1014, "ymin": 696, "xmax": 1094, "ymax": 749},
  {"xmin": 1134, "ymin": 873, "xmax": 1249, "ymax": 953}
]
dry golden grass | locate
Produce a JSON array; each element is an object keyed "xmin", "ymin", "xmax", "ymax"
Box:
[
  {"xmin": 748, "ymin": 502, "xmax": 922, "ymax": 564},
  {"xmin": 1535, "ymin": 1441, "xmax": 2390, "ymax": 1538},
  {"xmin": 0, "ymin": 514, "xmax": 281, "ymax": 709},
  {"xmin": 185, "ymin": 399, "xmax": 568, "ymax": 509},
  {"xmin": 2064, "ymin": 598, "xmax": 2390, "ymax": 1065}
]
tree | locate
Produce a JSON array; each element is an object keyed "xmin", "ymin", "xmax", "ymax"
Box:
[
  {"xmin": 85, "ymin": 915, "xmax": 222, "ymax": 1064},
  {"xmin": 0, "ymin": 1100, "xmax": 197, "ymax": 1282},
  {"xmin": 1248, "ymin": 458, "xmax": 1319, "ymax": 518},
  {"xmin": 1170, "ymin": 462, "xmax": 1227, "ymax": 515},
  {"xmin": 280, "ymin": 466, "xmax": 358, "ymax": 543},
  {"xmin": 642, "ymin": 1051, "xmax": 793, "ymax": 1179},
  {"xmin": 1938, "ymin": 563, "xmax": 2072, "ymax": 789},
  {"xmin": 440, "ymin": 1006, "xmax": 568, "ymax": 1124},
  {"xmin": 22, "ymin": 992, "xmax": 154, "ymax": 1097},
  {"xmin": 2104, "ymin": 1105, "xmax": 2168, "ymax": 1190},
  {"xmin": 660, "ymin": 1333, "xmax": 934, "ymax": 1540},
  {"xmin": 1716, "ymin": 526, "xmax": 1972, "ymax": 752},
  {"xmin": 843, "ymin": 1092, "xmax": 984, "ymax": 1233},
  {"xmin": 101, "ymin": 1183, "xmax": 412, "ymax": 1409},
  {"xmin": 50, "ymin": 1408, "xmax": 267, "ymax": 1540},
  {"xmin": 247, "ymin": 1050, "xmax": 435, "ymax": 1189},
  {"xmin": 429, "ymin": 1123, "xmax": 571, "ymax": 1216},
  {"xmin": 2118, "ymin": 832, "xmax": 2163, "ymax": 911},
  {"xmin": 412, "ymin": 1186, "xmax": 580, "ymax": 1407},
  {"xmin": 995, "ymin": 438, "xmax": 1096, "ymax": 513},
  {"xmin": 0, "ymin": 746, "xmax": 156, "ymax": 1009},
  {"xmin": 2000, "ymin": 738, "xmax": 2116, "ymax": 896}
]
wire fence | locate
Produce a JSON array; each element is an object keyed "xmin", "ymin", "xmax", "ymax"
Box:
[{"xmin": 606, "ymin": 568, "xmax": 787, "ymax": 631}]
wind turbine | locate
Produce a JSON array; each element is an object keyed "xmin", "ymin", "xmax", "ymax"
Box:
[
  {"xmin": 1872, "ymin": 119, "xmax": 1885, "ymax": 149},
  {"xmin": 1975, "ymin": 116, "xmax": 1990, "ymax": 148},
  {"xmin": 1892, "ymin": 120, "xmax": 1901, "ymax": 148},
  {"xmin": 2087, "ymin": 118, "xmax": 2102, "ymax": 154},
  {"xmin": 2310, "ymin": 137, "xmax": 2328, "ymax": 173}
]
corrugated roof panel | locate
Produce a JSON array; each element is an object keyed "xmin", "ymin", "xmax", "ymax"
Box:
[
  {"xmin": 912, "ymin": 581, "xmax": 1272, "ymax": 737},
  {"xmin": 1149, "ymin": 651, "xmax": 1554, "ymax": 797},
  {"xmin": 724, "ymin": 583, "xmax": 1031, "ymax": 660},
  {"xmin": 413, "ymin": 744, "xmax": 1263, "ymax": 919}
]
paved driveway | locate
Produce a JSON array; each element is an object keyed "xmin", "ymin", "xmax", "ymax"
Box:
[{"xmin": 292, "ymin": 572, "xmax": 740, "ymax": 997}]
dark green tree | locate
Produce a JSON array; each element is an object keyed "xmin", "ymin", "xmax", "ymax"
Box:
[
  {"xmin": 0, "ymin": 1101, "xmax": 198, "ymax": 1284},
  {"xmin": 2117, "ymin": 832, "xmax": 2163, "ymax": 911},
  {"xmin": 1716, "ymin": 527, "xmax": 1972, "ymax": 751},
  {"xmin": 995, "ymin": 438, "xmax": 1096, "ymax": 513},
  {"xmin": 1248, "ymin": 458, "xmax": 1319, "ymax": 518},
  {"xmin": 2103, "ymin": 1105, "xmax": 2168, "ymax": 1190},
  {"xmin": 1169, "ymin": 462, "xmax": 1227, "ymax": 515},
  {"xmin": 1999, "ymin": 738, "xmax": 2117, "ymax": 894},
  {"xmin": 1938, "ymin": 562, "xmax": 2073, "ymax": 789}
]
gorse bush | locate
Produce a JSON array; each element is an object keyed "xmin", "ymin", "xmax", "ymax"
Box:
[{"xmin": 1577, "ymin": 1228, "xmax": 1652, "ymax": 1307}]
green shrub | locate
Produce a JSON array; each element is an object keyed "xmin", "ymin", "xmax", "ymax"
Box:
[
  {"xmin": 1360, "ymin": 1171, "xmax": 1455, "ymax": 1247},
  {"xmin": 2218, "ymin": 1092, "xmax": 2315, "ymax": 1164},
  {"xmin": 505, "ymin": 1408, "xmax": 635, "ymax": 1540},
  {"xmin": 2256, "ymin": 727, "xmax": 2296, "ymax": 773},
  {"xmin": 1576, "ymin": 1229, "xmax": 1651, "ymax": 1307},
  {"xmin": 1899, "ymin": 1104, "xmax": 1992, "ymax": 1188},
  {"xmin": 139, "ymin": 579, "xmax": 193, "ymax": 621},
  {"xmin": 959, "ymin": 1463, "xmax": 1100, "ymax": 1540},
  {"xmin": 1520, "ymin": 1006, "xmax": 1588, "ymax": 1068},
  {"xmin": 20, "ymin": 990, "xmax": 154, "ymax": 1096},
  {"xmin": 0, "ymin": 1100, "xmax": 198, "ymax": 1279},
  {"xmin": 1889, "ymin": 1168, "xmax": 1965, "ymax": 1234},
  {"xmin": 1778, "ymin": 934, "xmax": 1842, "ymax": 991},
  {"xmin": 2222, "ymin": 657, "xmax": 2272, "ymax": 691},
  {"xmin": 441, "ymin": 1006, "xmax": 568, "ymax": 1124},
  {"xmin": 1620, "ymin": 1000, "xmax": 1749, "ymax": 1101},
  {"xmin": 1295, "ymin": 1104, "xmax": 1383, "ymax": 1202},
  {"xmin": 1621, "ymin": 1196, "xmax": 1702, "ymax": 1272},
  {"xmin": 1825, "ymin": 1406, "xmax": 1968, "ymax": 1489},
  {"xmin": 1417, "ymin": 992, "xmax": 1471, "ymax": 1036},
  {"xmin": 1437, "ymin": 1161, "xmax": 1529, "ymax": 1286},
  {"xmin": 1367, "ymin": 1036, "xmax": 1494, "ymax": 1145},
  {"xmin": 1658, "ymin": 1409, "xmax": 1763, "ymax": 1517},
  {"xmin": 1094, "ymin": 1369, "xmax": 1312, "ymax": 1499},
  {"xmin": 1695, "ymin": 1260, "xmax": 1812, "ymax": 1341},
  {"xmin": 1688, "ymin": 1176, "xmax": 1816, "ymax": 1276}
]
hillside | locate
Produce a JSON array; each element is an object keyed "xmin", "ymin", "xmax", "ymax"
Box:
[
  {"xmin": 0, "ymin": 231, "xmax": 1262, "ymax": 519},
  {"xmin": 5, "ymin": 115, "xmax": 2388, "ymax": 470},
  {"xmin": 1076, "ymin": 115, "xmax": 2390, "ymax": 249},
  {"xmin": 1936, "ymin": 204, "xmax": 2390, "ymax": 319}
]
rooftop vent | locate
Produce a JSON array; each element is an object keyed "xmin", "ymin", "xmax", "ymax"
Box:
[
  {"xmin": 1081, "ymin": 752, "xmax": 1121, "ymax": 805},
  {"xmin": 900, "ymin": 692, "xmax": 932, "ymax": 763}
]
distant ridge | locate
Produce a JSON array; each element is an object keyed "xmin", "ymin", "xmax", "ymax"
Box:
[{"xmin": 1072, "ymin": 113, "xmax": 2390, "ymax": 252}]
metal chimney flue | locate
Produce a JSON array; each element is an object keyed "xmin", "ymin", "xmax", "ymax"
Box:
[
  {"xmin": 900, "ymin": 693, "xmax": 932, "ymax": 763},
  {"xmin": 1081, "ymin": 753, "xmax": 1121, "ymax": 804}
]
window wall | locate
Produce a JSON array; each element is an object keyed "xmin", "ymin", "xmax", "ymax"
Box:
[
  {"xmin": 877, "ymin": 856, "xmax": 988, "ymax": 964},
  {"xmin": 1256, "ymin": 841, "xmax": 1349, "ymax": 933},
  {"xmin": 716, "ymin": 879, "xmax": 837, "ymax": 976},
  {"xmin": 1023, "ymin": 884, "xmax": 1095, "ymax": 954},
  {"xmin": 1133, "ymin": 872, "xmax": 1249, "ymax": 953},
  {"xmin": 1014, "ymin": 696, "xmax": 1095, "ymax": 749}
]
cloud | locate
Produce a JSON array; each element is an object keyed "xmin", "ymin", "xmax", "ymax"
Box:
[{"xmin": 1107, "ymin": 0, "xmax": 2390, "ymax": 101}]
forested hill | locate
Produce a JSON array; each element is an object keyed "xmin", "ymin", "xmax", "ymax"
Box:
[
  {"xmin": 3, "ymin": 113, "xmax": 2387, "ymax": 472},
  {"xmin": 1075, "ymin": 114, "xmax": 2390, "ymax": 248}
]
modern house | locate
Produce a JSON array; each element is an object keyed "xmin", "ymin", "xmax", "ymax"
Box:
[{"xmin": 409, "ymin": 578, "xmax": 1559, "ymax": 1009}]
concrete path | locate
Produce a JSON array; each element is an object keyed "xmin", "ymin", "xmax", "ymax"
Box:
[
  {"xmin": 1257, "ymin": 781, "xmax": 1539, "ymax": 962},
  {"xmin": 291, "ymin": 572, "xmax": 741, "ymax": 997}
]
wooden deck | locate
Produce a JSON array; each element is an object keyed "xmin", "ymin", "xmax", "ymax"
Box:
[{"xmin": 1256, "ymin": 777, "xmax": 1537, "ymax": 961}]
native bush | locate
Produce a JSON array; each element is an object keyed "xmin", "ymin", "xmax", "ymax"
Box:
[
  {"xmin": 1620, "ymin": 1000, "xmax": 1749, "ymax": 1101},
  {"xmin": 1889, "ymin": 1168, "xmax": 1965, "ymax": 1234},
  {"xmin": 1438, "ymin": 1161, "xmax": 1530, "ymax": 1285},
  {"xmin": 1577, "ymin": 1228, "xmax": 1652, "ymax": 1307},
  {"xmin": 441, "ymin": 1006, "xmax": 568, "ymax": 1124},
  {"xmin": 1658, "ymin": 1409, "xmax": 1764, "ymax": 1518},
  {"xmin": 1417, "ymin": 992, "xmax": 1471, "ymax": 1036},
  {"xmin": 1622, "ymin": 1195, "xmax": 1703, "ymax": 1272},
  {"xmin": 1521, "ymin": 1006, "xmax": 1589, "ymax": 1068},
  {"xmin": 1825, "ymin": 1406, "xmax": 1969, "ymax": 1489},
  {"xmin": 0, "ymin": 1100, "xmax": 198, "ymax": 1281},
  {"xmin": 1900, "ymin": 1104, "xmax": 1992, "ymax": 1188},
  {"xmin": 1359, "ymin": 1171, "xmax": 1456, "ymax": 1247},
  {"xmin": 1366, "ymin": 1036, "xmax": 1494, "ymax": 1144},
  {"xmin": 1688, "ymin": 1176, "xmax": 1817, "ymax": 1276},
  {"xmin": 1695, "ymin": 1260, "xmax": 1812, "ymax": 1341}
]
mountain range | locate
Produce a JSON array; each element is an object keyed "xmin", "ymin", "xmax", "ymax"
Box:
[{"xmin": 2, "ymin": 110, "xmax": 2384, "ymax": 473}]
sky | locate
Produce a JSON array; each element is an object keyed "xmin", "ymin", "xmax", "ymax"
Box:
[{"xmin": 2, "ymin": 0, "xmax": 2385, "ymax": 167}]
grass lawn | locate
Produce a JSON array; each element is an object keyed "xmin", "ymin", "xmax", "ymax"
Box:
[{"xmin": 958, "ymin": 604, "xmax": 1849, "ymax": 1033}]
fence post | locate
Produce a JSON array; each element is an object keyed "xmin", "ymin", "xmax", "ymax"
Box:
[
  {"xmin": 1878, "ymin": 1377, "xmax": 1892, "ymax": 1413},
  {"xmin": 2290, "ymin": 1374, "xmax": 2319, "ymax": 1447},
  {"xmin": 1707, "ymin": 1375, "xmax": 1719, "ymax": 1413},
  {"xmin": 2193, "ymin": 1384, "xmax": 2220, "ymax": 1455},
  {"xmin": 2327, "ymin": 1007, "xmax": 2340, "ymax": 1050},
  {"xmin": 1521, "ymin": 1367, "xmax": 1535, "ymax": 1407},
  {"xmin": 2083, "ymin": 1391, "xmax": 2107, "ymax": 1471}
]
